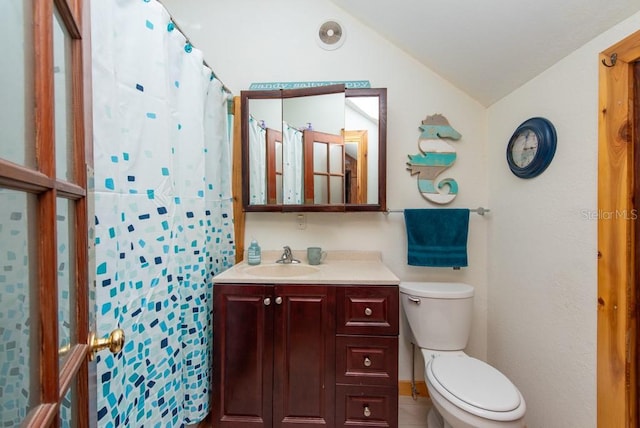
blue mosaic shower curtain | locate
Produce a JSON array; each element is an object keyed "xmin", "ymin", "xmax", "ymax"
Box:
[{"xmin": 91, "ymin": 0, "xmax": 235, "ymax": 425}]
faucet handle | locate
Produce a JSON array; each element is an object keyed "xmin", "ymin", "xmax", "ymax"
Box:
[{"xmin": 275, "ymin": 246, "xmax": 294, "ymax": 264}]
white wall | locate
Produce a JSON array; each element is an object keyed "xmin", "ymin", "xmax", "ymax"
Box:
[
  {"xmin": 487, "ymin": 12, "xmax": 640, "ymax": 428},
  {"xmin": 162, "ymin": 0, "xmax": 489, "ymax": 383},
  {"xmin": 161, "ymin": 1, "xmax": 640, "ymax": 426}
]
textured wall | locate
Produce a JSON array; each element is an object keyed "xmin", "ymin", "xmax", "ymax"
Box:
[
  {"xmin": 487, "ymin": 12, "xmax": 640, "ymax": 428},
  {"xmin": 161, "ymin": 0, "xmax": 490, "ymax": 383},
  {"xmin": 161, "ymin": 1, "xmax": 640, "ymax": 426}
]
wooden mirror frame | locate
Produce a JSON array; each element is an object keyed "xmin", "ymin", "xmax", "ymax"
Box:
[{"xmin": 240, "ymin": 86, "xmax": 387, "ymax": 212}]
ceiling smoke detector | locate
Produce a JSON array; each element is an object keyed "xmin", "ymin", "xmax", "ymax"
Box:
[{"xmin": 317, "ymin": 20, "xmax": 346, "ymax": 50}]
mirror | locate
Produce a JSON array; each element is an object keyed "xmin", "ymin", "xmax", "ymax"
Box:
[{"xmin": 241, "ymin": 85, "xmax": 387, "ymax": 212}]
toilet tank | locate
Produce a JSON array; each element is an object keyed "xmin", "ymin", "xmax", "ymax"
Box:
[{"xmin": 399, "ymin": 282, "xmax": 474, "ymax": 351}]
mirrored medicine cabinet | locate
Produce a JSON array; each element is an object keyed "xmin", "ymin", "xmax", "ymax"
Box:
[{"xmin": 241, "ymin": 85, "xmax": 387, "ymax": 212}]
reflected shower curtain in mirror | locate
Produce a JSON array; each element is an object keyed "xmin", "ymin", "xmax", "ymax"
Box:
[
  {"xmin": 91, "ymin": 0, "xmax": 235, "ymax": 426},
  {"xmin": 249, "ymin": 115, "xmax": 266, "ymax": 204},
  {"xmin": 283, "ymin": 122, "xmax": 303, "ymax": 204}
]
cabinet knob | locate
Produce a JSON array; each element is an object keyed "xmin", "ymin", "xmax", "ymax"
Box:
[
  {"xmin": 275, "ymin": 296, "xmax": 283, "ymax": 305},
  {"xmin": 264, "ymin": 297, "xmax": 271, "ymax": 306},
  {"xmin": 364, "ymin": 307, "xmax": 373, "ymax": 316},
  {"xmin": 363, "ymin": 357, "xmax": 372, "ymax": 367},
  {"xmin": 363, "ymin": 405, "xmax": 371, "ymax": 417}
]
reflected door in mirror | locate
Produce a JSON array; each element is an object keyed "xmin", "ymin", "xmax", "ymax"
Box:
[
  {"xmin": 304, "ymin": 130, "xmax": 344, "ymax": 204},
  {"xmin": 343, "ymin": 130, "xmax": 368, "ymax": 204},
  {"xmin": 266, "ymin": 128, "xmax": 283, "ymax": 204}
]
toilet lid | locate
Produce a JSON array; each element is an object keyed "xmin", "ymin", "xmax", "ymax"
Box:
[{"xmin": 430, "ymin": 355, "xmax": 521, "ymax": 413}]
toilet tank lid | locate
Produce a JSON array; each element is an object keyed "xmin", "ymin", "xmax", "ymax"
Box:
[{"xmin": 399, "ymin": 282, "xmax": 474, "ymax": 299}]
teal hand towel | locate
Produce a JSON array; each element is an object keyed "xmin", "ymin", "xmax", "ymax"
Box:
[{"xmin": 403, "ymin": 208, "xmax": 470, "ymax": 267}]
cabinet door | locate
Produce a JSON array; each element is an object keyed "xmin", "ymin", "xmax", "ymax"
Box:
[
  {"xmin": 214, "ymin": 284, "xmax": 274, "ymax": 427},
  {"xmin": 273, "ymin": 285, "xmax": 336, "ymax": 428}
]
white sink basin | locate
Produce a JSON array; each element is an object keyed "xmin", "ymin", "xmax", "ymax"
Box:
[{"xmin": 244, "ymin": 263, "xmax": 320, "ymax": 278}]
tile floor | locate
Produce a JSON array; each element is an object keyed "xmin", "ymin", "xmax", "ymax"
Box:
[{"xmin": 398, "ymin": 395, "xmax": 433, "ymax": 427}]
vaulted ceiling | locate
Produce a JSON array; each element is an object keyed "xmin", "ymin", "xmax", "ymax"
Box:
[{"xmin": 330, "ymin": 0, "xmax": 640, "ymax": 106}]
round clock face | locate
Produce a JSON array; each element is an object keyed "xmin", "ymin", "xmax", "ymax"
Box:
[
  {"xmin": 506, "ymin": 117, "xmax": 556, "ymax": 179},
  {"xmin": 510, "ymin": 130, "xmax": 538, "ymax": 168}
]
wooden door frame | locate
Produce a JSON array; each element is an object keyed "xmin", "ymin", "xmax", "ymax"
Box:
[
  {"xmin": 232, "ymin": 97, "xmax": 245, "ymax": 262},
  {"xmin": 343, "ymin": 130, "xmax": 368, "ymax": 204},
  {"xmin": 598, "ymin": 30, "xmax": 640, "ymax": 427},
  {"xmin": 265, "ymin": 128, "xmax": 282, "ymax": 205}
]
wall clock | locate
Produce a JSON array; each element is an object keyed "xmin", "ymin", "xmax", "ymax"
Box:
[{"xmin": 506, "ymin": 117, "xmax": 556, "ymax": 179}]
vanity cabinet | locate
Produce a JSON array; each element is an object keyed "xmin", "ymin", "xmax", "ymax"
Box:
[
  {"xmin": 213, "ymin": 283, "xmax": 399, "ymax": 428},
  {"xmin": 213, "ymin": 284, "xmax": 336, "ymax": 428},
  {"xmin": 335, "ymin": 286, "xmax": 399, "ymax": 428}
]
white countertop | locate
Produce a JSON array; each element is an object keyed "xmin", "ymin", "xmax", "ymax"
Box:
[{"xmin": 213, "ymin": 250, "xmax": 400, "ymax": 285}]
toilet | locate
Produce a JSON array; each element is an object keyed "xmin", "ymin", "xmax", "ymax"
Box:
[{"xmin": 400, "ymin": 282, "xmax": 526, "ymax": 428}]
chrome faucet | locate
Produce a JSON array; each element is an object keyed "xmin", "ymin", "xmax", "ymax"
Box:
[{"xmin": 276, "ymin": 246, "xmax": 300, "ymax": 264}]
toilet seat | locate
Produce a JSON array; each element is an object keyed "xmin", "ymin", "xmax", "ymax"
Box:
[{"xmin": 427, "ymin": 354, "xmax": 526, "ymax": 421}]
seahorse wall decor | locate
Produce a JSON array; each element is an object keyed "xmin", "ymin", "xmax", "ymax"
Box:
[{"xmin": 406, "ymin": 114, "xmax": 461, "ymax": 204}]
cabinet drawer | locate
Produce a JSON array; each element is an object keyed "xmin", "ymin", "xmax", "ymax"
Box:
[
  {"xmin": 336, "ymin": 286, "xmax": 399, "ymax": 335},
  {"xmin": 336, "ymin": 335, "xmax": 398, "ymax": 386},
  {"xmin": 335, "ymin": 385, "xmax": 398, "ymax": 428}
]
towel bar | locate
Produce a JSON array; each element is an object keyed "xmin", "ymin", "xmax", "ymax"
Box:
[{"xmin": 384, "ymin": 207, "xmax": 490, "ymax": 216}]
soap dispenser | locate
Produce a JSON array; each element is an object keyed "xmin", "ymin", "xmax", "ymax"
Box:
[{"xmin": 247, "ymin": 239, "xmax": 261, "ymax": 265}]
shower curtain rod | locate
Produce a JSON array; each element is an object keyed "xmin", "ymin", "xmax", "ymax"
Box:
[{"xmin": 158, "ymin": 1, "xmax": 233, "ymax": 96}]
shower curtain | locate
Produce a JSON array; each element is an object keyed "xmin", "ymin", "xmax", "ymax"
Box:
[
  {"xmin": 249, "ymin": 115, "xmax": 266, "ymax": 204},
  {"xmin": 91, "ymin": 0, "xmax": 235, "ymax": 426}
]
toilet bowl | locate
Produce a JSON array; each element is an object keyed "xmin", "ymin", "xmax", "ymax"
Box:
[
  {"xmin": 400, "ymin": 282, "xmax": 526, "ymax": 428},
  {"xmin": 425, "ymin": 352, "xmax": 525, "ymax": 428}
]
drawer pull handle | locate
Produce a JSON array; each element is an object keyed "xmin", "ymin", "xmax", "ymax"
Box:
[
  {"xmin": 363, "ymin": 405, "xmax": 371, "ymax": 417},
  {"xmin": 264, "ymin": 297, "xmax": 271, "ymax": 306},
  {"xmin": 363, "ymin": 357, "xmax": 372, "ymax": 367},
  {"xmin": 364, "ymin": 307, "xmax": 373, "ymax": 316},
  {"xmin": 275, "ymin": 296, "xmax": 283, "ymax": 305}
]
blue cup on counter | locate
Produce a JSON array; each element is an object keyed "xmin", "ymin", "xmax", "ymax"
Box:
[{"xmin": 307, "ymin": 247, "xmax": 327, "ymax": 265}]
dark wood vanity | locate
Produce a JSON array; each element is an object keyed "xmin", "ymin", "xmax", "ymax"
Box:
[
  {"xmin": 335, "ymin": 285, "xmax": 399, "ymax": 427},
  {"xmin": 212, "ymin": 280, "xmax": 399, "ymax": 428},
  {"xmin": 213, "ymin": 284, "xmax": 335, "ymax": 427}
]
